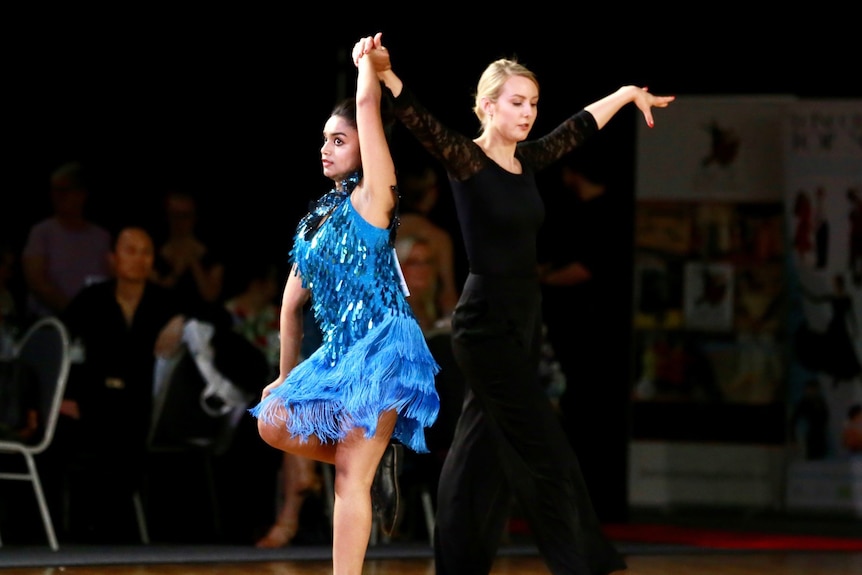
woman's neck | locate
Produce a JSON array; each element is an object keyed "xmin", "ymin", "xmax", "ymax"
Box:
[{"xmin": 475, "ymin": 135, "xmax": 520, "ymax": 174}]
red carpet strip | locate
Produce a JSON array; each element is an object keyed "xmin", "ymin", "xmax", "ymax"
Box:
[{"xmin": 601, "ymin": 523, "xmax": 862, "ymax": 551}]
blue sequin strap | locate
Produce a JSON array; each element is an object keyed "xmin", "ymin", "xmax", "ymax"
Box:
[{"xmin": 298, "ymin": 171, "xmax": 362, "ymax": 241}]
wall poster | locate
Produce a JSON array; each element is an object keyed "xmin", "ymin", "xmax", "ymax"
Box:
[{"xmin": 783, "ymin": 100, "xmax": 862, "ymax": 515}]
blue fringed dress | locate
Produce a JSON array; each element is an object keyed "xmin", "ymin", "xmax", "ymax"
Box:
[{"xmin": 250, "ymin": 190, "xmax": 440, "ymax": 453}]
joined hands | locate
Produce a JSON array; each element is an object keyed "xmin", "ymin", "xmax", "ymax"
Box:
[{"xmin": 352, "ymin": 32, "xmax": 390, "ymax": 75}]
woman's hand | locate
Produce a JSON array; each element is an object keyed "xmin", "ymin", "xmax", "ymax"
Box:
[
  {"xmin": 352, "ymin": 34, "xmax": 376, "ymax": 66},
  {"xmin": 261, "ymin": 377, "xmax": 285, "ymax": 400},
  {"xmin": 352, "ymin": 32, "xmax": 390, "ymax": 74},
  {"xmin": 585, "ymin": 85, "xmax": 675, "ymax": 130},
  {"xmin": 631, "ymin": 86, "xmax": 675, "ymax": 128}
]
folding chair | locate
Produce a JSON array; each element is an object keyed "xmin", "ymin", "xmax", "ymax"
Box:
[{"xmin": 0, "ymin": 317, "xmax": 71, "ymax": 551}]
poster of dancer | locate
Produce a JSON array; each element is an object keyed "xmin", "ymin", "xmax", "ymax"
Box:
[
  {"xmin": 636, "ymin": 96, "xmax": 795, "ymax": 202},
  {"xmin": 784, "ymin": 99, "xmax": 862, "ymax": 514}
]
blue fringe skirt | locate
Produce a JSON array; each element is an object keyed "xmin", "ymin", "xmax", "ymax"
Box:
[{"xmin": 249, "ymin": 313, "xmax": 440, "ymax": 453}]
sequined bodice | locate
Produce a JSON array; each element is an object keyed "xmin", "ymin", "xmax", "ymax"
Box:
[{"xmin": 291, "ymin": 195, "xmax": 413, "ymax": 366}]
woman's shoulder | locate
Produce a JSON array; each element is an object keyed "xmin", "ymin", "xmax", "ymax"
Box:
[{"xmin": 343, "ymin": 195, "xmax": 393, "ymax": 241}]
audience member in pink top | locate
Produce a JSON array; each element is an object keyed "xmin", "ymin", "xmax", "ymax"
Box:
[{"xmin": 21, "ymin": 162, "xmax": 111, "ymax": 319}]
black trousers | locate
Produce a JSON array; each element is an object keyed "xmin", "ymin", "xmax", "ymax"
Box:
[{"xmin": 433, "ymin": 274, "xmax": 626, "ymax": 575}]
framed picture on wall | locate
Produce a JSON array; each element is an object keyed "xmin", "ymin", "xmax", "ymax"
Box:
[{"xmin": 683, "ymin": 261, "xmax": 735, "ymax": 331}]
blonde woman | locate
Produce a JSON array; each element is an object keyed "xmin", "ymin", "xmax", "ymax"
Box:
[{"xmin": 354, "ymin": 32, "xmax": 674, "ymax": 575}]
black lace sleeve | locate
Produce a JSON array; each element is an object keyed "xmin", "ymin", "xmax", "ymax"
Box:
[
  {"xmin": 390, "ymin": 86, "xmax": 487, "ymax": 182},
  {"xmin": 517, "ymin": 111, "xmax": 599, "ymax": 172}
]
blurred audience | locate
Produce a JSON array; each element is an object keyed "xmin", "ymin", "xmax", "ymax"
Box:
[
  {"xmin": 0, "ymin": 346, "xmax": 40, "ymax": 445},
  {"xmin": 223, "ymin": 258, "xmax": 281, "ymax": 370},
  {"xmin": 222, "ymin": 257, "xmax": 326, "ymax": 548},
  {"xmin": 151, "ymin": 189, "xmax": 225, "ymax": 323},
  {"xmin": 397, "ymin": 165, "xmax": 459, "ymax": 327},
  {"xmin": 395, "ymin": 235, "xmax": 442, "ymax": 333},
  {"xmin": 49, "ymin": 226, "xmax": 185, "ymax": 542},
  {"xmin": 393, "ymin": 233, "xmax": 465, "ymax": 541},
  {"xmin": 0, "ymin": 238, "xmax": 40, "ymax": 443},
  {"xmin": 21, "ymin": 161, "xmax": 111, "ymax": 321},
  {"xmin": 0, "ymin": 240, "xmax": 25, "ymax": 357}
]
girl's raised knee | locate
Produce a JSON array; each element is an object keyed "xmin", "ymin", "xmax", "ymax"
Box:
[{"xmin": 258, "ymin": 419, "xmax": 282, "ymax": 449}]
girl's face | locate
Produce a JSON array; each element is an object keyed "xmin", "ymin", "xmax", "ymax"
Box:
[
  {"xmin": 486, "ymin": 75, "xmax": 538, "ymax": 143},
  {"xmin": 321, "ymin": 114, "xmax": 360, "ymax": 187}
]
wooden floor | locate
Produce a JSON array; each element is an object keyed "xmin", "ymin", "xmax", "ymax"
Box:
[{"xmin": 6, "ymin": 552, "xmax": 862, "ymax": 575}]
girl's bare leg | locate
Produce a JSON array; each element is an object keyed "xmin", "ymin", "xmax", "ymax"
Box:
[
  {"xmin": 331, "ymin": 410, "xmax": 397, "ymax": 575},
  {"xmin": 258, "ymin": 409, "xmax": 338, "ymax": 464}
]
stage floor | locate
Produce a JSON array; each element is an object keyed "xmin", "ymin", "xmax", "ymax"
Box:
[
  {"xmin": 2, "ymin": 507, "xmax": 861, "ymax": 574},
  {"xmin": 1, "ymin": 544, "xmax": 861, "ymax": 575}
]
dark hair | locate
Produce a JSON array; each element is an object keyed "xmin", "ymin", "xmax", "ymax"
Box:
[
  {"xmin": 50, "ymin": 161, "xmax": 87, "ymax": 190},
  {"xmin": 331, "ymin": 98, "xmax": 357, "ymax": 128},
  {"xmin": 849, "ymin": 404, "xmax": 862, "ymax": 419},
  {"xmin": 111, "ymin": 226, "xmax": 153, "ymax": 250},
  {"xmin": 331, "ymin": 94, "xmax": 395, "ymax": 142},
  {"xmin": 162, "ymin": 188, "xmax": 198, "ymax": 208}
]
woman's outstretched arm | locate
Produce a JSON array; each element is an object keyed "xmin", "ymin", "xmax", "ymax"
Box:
[
  {"xmin": 354, "ymin": 31, "xmax": 398, "ymax": 228},
  {"xmin": 585, "ymin": 85, "xmax": 675, "ymax": 129}
]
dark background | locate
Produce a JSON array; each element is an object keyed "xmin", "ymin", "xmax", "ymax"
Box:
[{"xmin": 6, "ymin": 9, "xmax": 860, "ymax": 263}]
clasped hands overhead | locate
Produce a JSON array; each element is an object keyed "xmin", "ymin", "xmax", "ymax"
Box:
[{"xmin": 352, "ymin": 32, "xmax": 389, "ymax": 73}]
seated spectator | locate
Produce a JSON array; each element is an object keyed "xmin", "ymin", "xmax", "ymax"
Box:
[
  {"xmin": 21, "ymin": 161, "xmax": 111, "ymax": 321},
  {"xmin": 397, "ymin": 165, "xmax": 459, "ymax": 326},
  {"xmin": 0, "ymin": 239, "xmax": 42, "ymax": 540},
  {"xmin": 220, "ymin": 256, "xmax": 325, "ymax": 547},
  {"xmin": 223, "ymin": 258, "xmax": 281, "ymax": 370},
  {"xmin": 49, "ymin": 226, "xmax": 185, "ymax": 542},
  {"xmin": 395, "ymin": 235, "xmax": 445, "ymax": 333},
  {"xmin": 393, "ymin": 234, "xmax": 465, "ymax": 541},
  {"xmin": 151, "ymin": 189, "xmax": 226, "ymax": 323}
]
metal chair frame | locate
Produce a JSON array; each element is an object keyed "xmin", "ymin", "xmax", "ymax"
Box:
[{"xmin": 0, "ymin": 317, "xmax": 71, "ymax": 551}]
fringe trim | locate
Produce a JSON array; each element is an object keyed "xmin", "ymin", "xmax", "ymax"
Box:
[{"xmin": 250, "ymin": 314, "xmax": 440, "ymax": 452}]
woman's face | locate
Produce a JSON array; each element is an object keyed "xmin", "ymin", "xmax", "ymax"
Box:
[
  {"xmin": 321, "ymin": 114, "xmax": 360, "ymax": 185},
  {"xmin": 401, "ymin": 240, "xmax": 435, "ymax": 296},
  {"xmin": 487, "ymin": 75, "xmax": 538, "ymax": 143}
]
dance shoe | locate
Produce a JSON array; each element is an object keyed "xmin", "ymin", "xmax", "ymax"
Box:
[{"xmin": 372, "ymin": 442, "xmax": 403, "ymax": 536}]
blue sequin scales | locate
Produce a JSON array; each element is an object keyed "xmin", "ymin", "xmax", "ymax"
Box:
[
  {"xmin": 293, "ymin": 197, "xmax": 413, "ymax": 361},
  {"xmin": 251, "ymin": 188, "xmax": 440, "ymax": 452}
]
